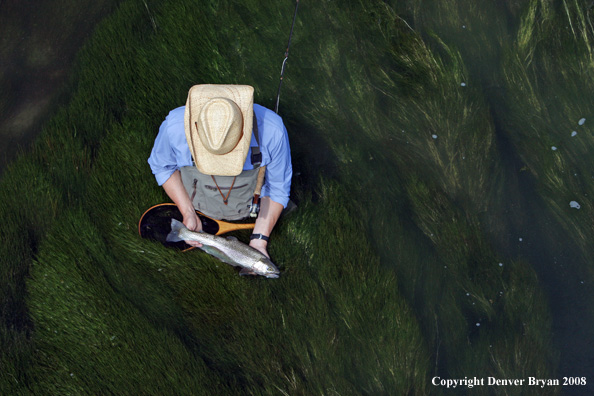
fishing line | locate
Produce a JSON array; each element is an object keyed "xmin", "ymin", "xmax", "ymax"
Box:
[
  {"xmin": 249, "ymin": 1, "xmax": 300, "ymax": 218},
  {"xmin": 274, "ymin": 0, "xmax": 300, "ymax": 114}
]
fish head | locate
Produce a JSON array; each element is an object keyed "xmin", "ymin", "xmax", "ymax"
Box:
[{"xmin": 252, "ymin": 258, "xmax": 280, "ymax": 279}]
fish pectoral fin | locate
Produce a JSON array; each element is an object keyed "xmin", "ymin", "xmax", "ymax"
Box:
[{"xmin": 239, "ymin": 268, "xmax": 257, "ymax": 276}]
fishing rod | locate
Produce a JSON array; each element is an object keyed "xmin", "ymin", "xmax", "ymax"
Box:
[
  {"xmin": 250, "ymin": 0, "xmax": 300, "ymax": 218},
  {"xmin": 274, "ymin": 0, "xmax": 300, "ymax": 114}
]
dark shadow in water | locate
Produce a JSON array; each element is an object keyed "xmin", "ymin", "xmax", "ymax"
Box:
[
  {"xmin": 486, "ymin": 85, "xmax": 594, "ymax": 395},
  {"xmin": 285, "ymin": 116, "xmax": 340, "ymax": 204},
  {"xmin": 0, "ymin": 0, "xmax": 119, "ymax": 177}
]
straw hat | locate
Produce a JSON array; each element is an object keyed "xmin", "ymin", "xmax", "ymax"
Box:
[{"xmin": 184, "ymin": 84, "xmax": 254, "ymax": 176}]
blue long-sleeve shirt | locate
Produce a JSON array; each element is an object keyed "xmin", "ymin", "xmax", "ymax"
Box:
[{"xmin": 148, "ymin": 104, "xmax": 292, "ymax": 207}]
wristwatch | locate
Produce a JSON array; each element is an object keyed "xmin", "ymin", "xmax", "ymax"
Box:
[{"xmin": 250, "ymin": 233, "xmax": 270, "ymax": 242}]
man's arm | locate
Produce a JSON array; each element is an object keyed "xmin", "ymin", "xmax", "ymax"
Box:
[
  {"xmin": 162, "ymin": 170, "xmax": 202, "ymax": 246},
  {"xmin": 249, "ymin": 109, "xmax": 292, "ymax": 257},
  {"xmin": 250, "ymin": 196, "xmax": 283, "ymax": 257}
]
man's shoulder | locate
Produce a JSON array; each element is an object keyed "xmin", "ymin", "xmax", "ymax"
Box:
[
  {"xmin": 165, "ymin": 106, "xmax": 186, "ymax": 123},
  {"xmin": 254, "ymin": 104, "xmax": 285, "ymax": 134},
  {"xmin": 161, "ymin": 106, "xmax": 186, "ymax": 136}
]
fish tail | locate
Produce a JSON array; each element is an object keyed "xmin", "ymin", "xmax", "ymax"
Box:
[{"xmin": 166, "ymin": 218, "xmax": 186, "ymax": 242}]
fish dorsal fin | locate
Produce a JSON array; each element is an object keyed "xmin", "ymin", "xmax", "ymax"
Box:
[{"xmin": 226, "ymin": 236, "xmax": 238, "ymax": 241}]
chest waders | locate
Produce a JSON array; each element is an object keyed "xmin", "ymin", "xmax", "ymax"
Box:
[{"xmin": 180, "ymin": 117, "xmax": 265, "ymax": 221}]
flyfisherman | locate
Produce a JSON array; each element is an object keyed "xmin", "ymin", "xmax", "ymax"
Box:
[{"xmin": 148, "ymin": 84, "xmax": 292, "ymax": 258}]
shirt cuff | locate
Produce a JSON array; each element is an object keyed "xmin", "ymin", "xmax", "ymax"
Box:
[
  {"xmin": 265, "ymin": 194, "xmax": 290, "ymax": 208},
  {"xmin": 154, "ymin": 169, "xmax": 176, "ymax": 186}
]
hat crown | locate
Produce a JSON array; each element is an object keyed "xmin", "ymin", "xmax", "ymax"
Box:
[
  {"xmin": 198, "ymin": 98, "xmax": 243, "ymax": 155},
  {"xmin": 184, "ymin": 84, "xmax": 254, "ymax": 176}
]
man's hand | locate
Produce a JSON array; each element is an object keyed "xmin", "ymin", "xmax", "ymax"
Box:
[
  {"xmin": 162, "ymin": 170, "xmax": 203, "ymax": 248},
  {"xmin": 182, "ymin": 209, "xmax": 203, "ymax": 248},
  {"xmin": 249, "ymin": 238, "xmax": 270, "ymax": 258}
]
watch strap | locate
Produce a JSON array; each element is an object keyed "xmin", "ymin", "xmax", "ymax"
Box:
[{"xmin": 250, "ymin": 233, "xmax": 270, "ymax": 242}]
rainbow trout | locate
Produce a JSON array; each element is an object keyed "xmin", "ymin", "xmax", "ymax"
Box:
[{"xmin": 166, "ymin": 218, "xmax": 280, "ymax": 278}]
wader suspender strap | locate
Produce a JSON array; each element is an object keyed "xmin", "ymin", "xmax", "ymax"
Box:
[
  {"xmin": 250, "ymin": 116, "xmax": 266, "ymax": 217},
  {"xmin": 251, "ymin": 115, "xmax": 262, "ymax": 166}
]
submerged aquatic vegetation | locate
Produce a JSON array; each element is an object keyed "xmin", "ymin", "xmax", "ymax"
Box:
[
  {"xmin": 289, "ymin": 0, "xmax": 559, "ymax": 384},
  {"xmin": 500, "ymin": 0, "xmax": 594, "ymax": 250},
  {"xmin": 1, "ymin": 0, "xmax": 593, "ymax": 394}
]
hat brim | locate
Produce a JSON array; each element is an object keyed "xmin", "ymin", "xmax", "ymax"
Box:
[{"xmin": 184, "ymin": 84, "xmax": 254, "ymax": 176}]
